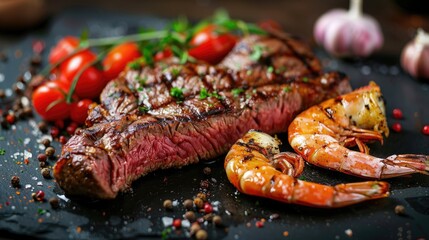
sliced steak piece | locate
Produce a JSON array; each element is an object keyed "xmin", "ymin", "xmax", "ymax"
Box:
[{"xmin": 54, "ymin": 33, "xmax": 352, "ymax": 199}]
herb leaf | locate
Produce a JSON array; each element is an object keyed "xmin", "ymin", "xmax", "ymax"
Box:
[
  {"xmin": 250, "ymin": 45, "xmax": 264, "ymax": 61},
  {"xmin": 232, "ymin": 88, "xmax": 244, "ymax": 97},
  {"xmin": 0, "ymin": 148, "xmax": 5, "ymax": 155},
  {"xmin": 170, "ymin": 87, "xmax": 184, "ymax": 100},
  {"xmin": 199, "ymin": 87, "xmax": 209, "ymax": 100}
]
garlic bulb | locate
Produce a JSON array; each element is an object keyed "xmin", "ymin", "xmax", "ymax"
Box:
[
  {"xmin": 313, "ymin": 0, "xmax": 383, "ymax": 57},
  {"xmin": 401, "ymin": 28, "xmax": 429, "ymax": 79}
]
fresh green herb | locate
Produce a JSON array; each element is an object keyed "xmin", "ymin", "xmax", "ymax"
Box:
[
  {"xmin": 210, "ymin": 91, "xmax": 223, "ymax": 100},
  {"xmin": 138, "ymin": 106, "xmax": 149, "ymax": 113},
  {"xmin": 298, "ymin": 176, "xmax": 306, "ymax": 181},
  {"xmin": 267, "ymin": 66, "xmax": 274, "ymax": 73},
  {"xmin": 250, "ymin": 45, "xmax": 264, "ymax": 61},
  {"xmin": 283, "ymin": 86, "xmax": 291, "ymax": 92},
  {"xmin": 302, "ymin": 77, "xmax": 309, "ymax": 83},
  {"xmin": 199, "ymin": 88, "xmax": 209, "ymax": 100},
  {"xmin": 137, "ymin": 86, "xmax": 144, "ymax": 91},
  {"xmin": 171, "ymin": 67, "xmax": 182, "ymax": 78},
  {"xmin": 232, "ymin": 88, "xmax": 244, "ymax": 97},
  {"xmin": 37, "ymin": 208, "xmax": 48, "ymax": 215},
  {"xmin": 18, "ymin": 138, "xmax": 23, "ymax": 144},
  {"xmin": 0, "ymin": 148, "xmax": 5, "ymax": 155},
  {"xmin": 128, "ymin": 60, "xmax": 142, "ymax": 70},
  {"xmin": 246, "ymin": 69, "xmax": 253, "ymax": 76},
  {"xmin": 135, "ymin": 76, "xmax": 147, "ymax": 86},
  {"xmin": 170, "ymin": 87, "xmax": 184, "ymax": 100}
]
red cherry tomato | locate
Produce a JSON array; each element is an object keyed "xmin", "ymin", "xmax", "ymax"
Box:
[
  {"xmin": 154, "ymin": 48, "xmax": 173, "ymax": 61},
  {"xmin": 103, "ymin": 42, "xmax": 141, "ymax": 81},
  {"xmin": 188, "ymin": 25, "xmax": 237, "ymax": 64},
  {"xmin": 32, "ymin": 80, "xmax": 72, "ymax": 121},
  {"xmin": 48, "ymin": 36, "xmax": 80, "ymax": 64},
  {"xmin": 190, "ymin": 25, "xmax": 218, "ymax": 47},
  {"xmin": 70, "ymin": 99, "xmax": 93, "ymax": 125},
  {"xmin": 60, "ymin": 51, "xmax": 106, "ymax": 99}
]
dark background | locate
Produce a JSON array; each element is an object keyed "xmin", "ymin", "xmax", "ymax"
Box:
[{"xmin": 0, "ymin": 0, "xmax": 429, "ymax": 240}]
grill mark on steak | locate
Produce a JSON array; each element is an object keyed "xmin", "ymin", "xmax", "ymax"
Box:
[{"xmin": 54, "ymin": 33, "xmax": 352, "ymax": 199}]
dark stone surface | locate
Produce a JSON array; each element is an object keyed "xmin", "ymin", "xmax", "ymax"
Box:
[{"xmin": 0, "ymin": 7, "xmax": 428, "ymax": 240}]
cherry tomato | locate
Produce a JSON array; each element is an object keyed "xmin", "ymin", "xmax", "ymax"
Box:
[
  {"xmin": 32, "ymin": 80, "xmax": 72, "ymax": 121},
  {"xmin": 154, "ymin": 48, "xmax": 173, "ymax": 61},
  {"xmin": 70, "ymin": 99, "xmax": 93, "ymax": 125},
  {"xmin": 188, "ymin": 25, "xmax": 237, "ymax": 64},
  {"xmin": 60, "ymin": 51, "xmax": 106, "ymax": 99},
  {"xmin": 48, "ymin": 36, "xmax": 80, "ymax": 64},
  {"xmin": 190, "ymin": 25, "xmax": 218, "ymax": 47},
  {"xmin": 103, "ymin": 42, "xmax": 141, "ymax": 81}
]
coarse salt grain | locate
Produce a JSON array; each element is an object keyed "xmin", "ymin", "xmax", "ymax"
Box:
[
  {"xmin": 345, "ymin": 229, "xmax": 353, "ymax": 237},
  {"xmin": 162, "ymin": 217, "xmax": 173, "ymax": 227}
]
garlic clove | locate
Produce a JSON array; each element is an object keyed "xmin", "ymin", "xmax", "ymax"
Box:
[
  {"xmin": 313, "ymin": 0, "xmax": 383, "ymax": 57},
  {"xmin": 401, "ymin": 29, "xmax": 429, "ymax": 79}
]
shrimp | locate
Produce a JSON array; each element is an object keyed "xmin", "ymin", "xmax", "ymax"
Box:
[
  {"xmin": 288, "ymin": 81, "xmax": 429, "ymax": 179},
  {"xmin": 224, "ymin": 130, "xmax": 389, "ymax": 208}
]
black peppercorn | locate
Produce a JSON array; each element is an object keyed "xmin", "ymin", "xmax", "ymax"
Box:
[
  {"xmin": 37, "ymin": 121, "xmax": 48, "ymax": 133},
  {"xmin": 45, "ymin": 147, "xmax": 55, "ymax": 157},
  {"xmin": 41, "ymin": 138, "xmax": 50, "ymax": 148},
  {"xmin": 41, "ymin": 168, "xmax": 51, "ymax": 179},
  {"xmin": 11, "ymin": 176, "xmax": 20, "ymax": 188}
]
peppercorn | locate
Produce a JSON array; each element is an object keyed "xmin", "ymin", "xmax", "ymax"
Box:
[
  {"xmin": 391, "ymin": 123, "xmax": 402, "ymax": 133},
  {"xmin": 0, "ymin": 89, "xmax": 5, "ymax": 99},
  {"xmin": 49, "ymin": 197, "xmax": 60, "ymax": 209},
  {"xmin": 203, "ymin": 167, "xmax": 211, "ymax": 175},
  {"xmin": 59, "ymin": 136, "xmax": 67, "ymax": 145},
  {"xmin": 255, "ymin": 220, "xmax": 264, "ymax": 228},
  {"xmin": 163, "ymin": 199, "xmax": 173, "ymax": 210},
  {"xmin": 213, "ymin": 215, "xmax": 222, "ymax": 226},
  {"xmin": 11, "ymin": 176, "xmax": 20, "ymax": 188},
  {"xmin": 39, "ymin": 161, "xmax": 47, "ymax": 168},
  {"xmin": 195, "ymin": 229, "xmax": 208, "ymax": 240},
  {"xmin": 41, "ymin": 138, "xmax": 50, "ymax": 148},
  {"xmin": 185, "ymin": 211, "xmax": 196, "ymax": 222},
  {"xmin": 183, "ymin": 199, "xmax": 194, "ymax": 210},
  {"xmin": 203, "ymin": 213, "xmax": 214, "ymax": 222},
  {"xmin": 203, "ymin": 202, "xmax": 213, "ymax": 214},
  {"xmin": 41, "ymin": 168, "xmax": 51, "ymax": 179},
  {"xmin": 45, "ymin": 146, "xmax": 55, "ymax": 157},
  {"xmin": 423, "ymin": 125, "xmax": 429, "ymax": 135},
  {"xmin": 394, "ymin": 205, "xmax": 406, "ymax": 215},
  {"xmin": 5, "ymin": 114, "xmax": 15, "ymax": 124},
  {"xmin": 50, "ymin": 127, "xmax": 60, "ymax": 138},
  {"xmin": 37, "ymin": 153, "xmax": 47, "ymax": 162},
  {"xmin": 13, "ymin": 83, "xmax": 24, "ymax": 95},
  {"xmin": 193, "ymin": 197, "xmax": 204, "ymax": 209},
  {"xmin": 173, "ymin": 218, "xmax": 182, "ymax": 228},
  {"xmin": 33, "ymin": 190, "xmax": 45, "ymax": 201},
  {"xmin": 190, "ymin": 222, "xmax": 201, "ymax": 235},
  {"xmin": 197, "ymin": 193, "xmax": 207, "ymax": 202},
  {"xmin": 392, "ymin": 108, "xmax": 403, "ymax": 119},
  {"xmin": 37, "ymin": 121, "xmax": 48, "ymax": 133}
]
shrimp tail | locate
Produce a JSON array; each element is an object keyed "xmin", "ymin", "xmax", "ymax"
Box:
[
  {"xmin": 331, "ymin": 181, "xmax": 390, "ymax": 208},
  {"xmin": 381, "ymin": 154, "xmax": 429, "ymax": 178}
]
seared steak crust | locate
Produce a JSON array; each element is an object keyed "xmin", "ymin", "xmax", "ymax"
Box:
[{"xmin": 54, "ymin": 33, "xmax": 351, "ymax": 199}]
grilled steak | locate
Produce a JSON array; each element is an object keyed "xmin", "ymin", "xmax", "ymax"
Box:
[{"xmin": 54, "ymin": 32, "xmax": 351, "ymax": 199}]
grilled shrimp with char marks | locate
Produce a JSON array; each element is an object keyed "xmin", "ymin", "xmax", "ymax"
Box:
[
  {"xmin": 288, "ymin": 82, "xmax": 429, "ymax": 179},
  {"xmin": 224, "ymin": 130, "xmax": 389, "ymax": 207}
]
